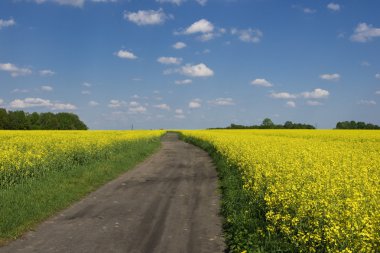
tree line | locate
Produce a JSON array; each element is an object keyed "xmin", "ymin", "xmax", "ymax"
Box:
[
  {"xmin": 0, "ymin": 108, "xmax": 88, "ymax": 130},
  {"xmin": 212, "ymin": 118, "xmax": 316, "ymax": 130},
  {"xmin": 336, "ymin": 121, "xmax": 380, "ymax": 130}
]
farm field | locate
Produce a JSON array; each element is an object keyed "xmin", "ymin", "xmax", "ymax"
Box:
[
  {"xmin": 180, "ymin": 130, "xmax": 380, "ymax": 253},
  {"xmin": 0, "ymin": 130, "xmax": 164, "ymax": 242}
]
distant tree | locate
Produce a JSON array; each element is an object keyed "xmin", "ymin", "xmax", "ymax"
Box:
[
  {"xmin": 261, "ymin": 118, "xmax": 274, "ymax": 128},
  {"xmin": 27, "ymin": 112, "xmax": 40, "ymax": 130}
]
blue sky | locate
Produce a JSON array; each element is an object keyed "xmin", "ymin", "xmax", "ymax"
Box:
[{"xmin": 1, "ymin": 0, "xmax": 380, "ymax": 129}]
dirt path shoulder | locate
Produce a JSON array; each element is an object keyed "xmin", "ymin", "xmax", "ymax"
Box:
[{"xmin": 0, "ymin": 133, "xmax": 225, "ymax": 253}]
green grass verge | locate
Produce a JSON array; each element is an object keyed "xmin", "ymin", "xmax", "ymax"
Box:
[
  {"xmin": 180, "ymin": 134, "xmax": 291, "ymax": 253},
  {"xmin": 0, "ymin": 138, "xmax": 161, "ymax": 245}
]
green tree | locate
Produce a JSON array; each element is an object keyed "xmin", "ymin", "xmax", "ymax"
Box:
[{"xmin": 261, "ymin": 118, "xmax": 274, "ymax": 128}]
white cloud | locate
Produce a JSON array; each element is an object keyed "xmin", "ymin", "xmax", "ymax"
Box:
[
  {"xmin": 91, "ymin": 0, "xmax": 117, "ymax": 2},
  {"xmin": 154, "ymin": 103, "xmax": 171, "ymax": 110},
  {"xmin": 39, "ymin": 69, "xmax": 55, "ymax": 76},
  {"xmin": 12, "ymin": 89, "xmax": 29, "ymax": 93},
  {"xmin": 116, "ymin": 50, "xmax": 137, "ymax": 60},
  {"xmin": 89, "ymin": 101, "xmax": 99, "ymax": 106},
  {"xmin": 231, "ymin": 28, "xmax": 263, "ymax": 43},
  {"xmin": 361, "ymin": 61, "xmax": 370, "ymax": 67},
  {"xmin": 0, "ymin": 63, "xmax": 32, "ymax": 77},
  {"xmin": 196, "ymin": 0, "xmax": 207, "ymax": 6},
  {"xmin": 83, "ymin": 82, "xmax": 92, "ymax": 87},
  {"xmin": 81, "ymin": 90, "xmax": 91, "ymax": 95},
  {"xmin": 0, "ymin": 99, "xmax": 3, "ymax": 106},
  {"xmin": 376, "ymin": 74, "xmax": 380, "ymax": 79},
  {"xmin": 270, "ymin": 92, "xmax": 297, "ymax": 99},
  {"xmin": 124, "ymin": 9, "xmax": 170, "ymax": 26},
  {"xmin": 320, "ymin": 73, "xmax": 340, "ymax": 81},
  {"xmin": 181, "ymin": 63, "xmax": 214, "ymax": 77},
  {"xmin": 175, "ymin": 79, "xmax": 192, "ymax": 85},
  {"xmin": 173, "ymin": 41, "xmax": 187, "ymax": 49},
  {"xmin": 286, "ymin": 101, "xmax": 296, "ymax": 108},
  {"xmin": 307, "ymin": 100, "xmax": 323, "ymax": 106},
  {"xmin": 327, "ymin": 3, "xmax": 340, "ymax": 11},
  {"xmin": 251, "ymin": 78, "xmax": 273, "ymax": 87},
  {"xmin": 175, "ymin": 109, "xmax": 184, "ymax": 114},
  {"xmin": 157, "ymin": 57, "xmax": 182, "ymax": 65},
  {"xmin": 351, "ymin": 23, "xmax": 380, "ymax": 43},
  {"xmin": 175, "ymin": 108, "xmax": 185, "ymax": 119},
  {"xmin": 33, "ymin": 0, "xmax": 85, "ymax": 7},
  {"xmin": 41, "ymin": 85, "xmax": 53, "ymax": 91},
  {"xmin": 358, "ymin": 100, "xmax": 376, "ymax": 106},
  {"xmin": 9, "ymin": 97, "xmax": 76, "ymax": 110},
  {"xmin": 127, "ymin": 101, "xmax": 147, "ymax": 114},
  {"xmin": 0, "ymin": 18, "xmax": 15, "ymax": 29},
  {"xmin": 208, "ymin": 98, "xmax": 235, "ymax": 106},
  {"xmin": 303, "ymin": 8, "xmax": 316, "ymax": 14},
  {"xmin": 301, "ymin": 88, "xmax": 329, "ymax": 99},
  {"xmin": 128, "ymin": 106, "xmax": 147, "ymax": 114},
  {"xmin": 189, "ymin": 99, "xmax": 201, "ymax": 109},
  {"xmin": 375, "ymin": 91, "xmax": 380, "ymax": 95},
  {"xmin": 184, "ymin": 19, "xmax": 214, "ymax": 34},
  {"xmin": 108, "ymin": 99, "xmax": 127, "ymax": 108},
  {"xmin": 156, "ymin": 0, "xmax": 184, "ymax": 5}
]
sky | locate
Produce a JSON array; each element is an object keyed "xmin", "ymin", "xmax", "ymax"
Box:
[{"xmin": 0, "ymin": 0, "xmax": 380, "ymax": 129}]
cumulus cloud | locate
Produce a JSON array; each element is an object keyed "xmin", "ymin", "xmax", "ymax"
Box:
[
  {"xmin": 116, "ymin": 50, "xmax": 137, "ymax": 59},
  {"xmin": 108, "ymin": 99, "xmax": 127, "ymax": 108},
  {"xmin": 124, "ymin": 9, "xmax": 171, "ymax": 26},
  {"xmin": 196, "ymin": 0, "xmax": 207, "ymax": 6},
  {"xmin": 33, "ymin": 0, "xmax": 85, "ymax": 7},
  {"xmin": 358, "ymin": 100, "xmax": 376, "ymax": 106},
  {"xmin": 208, "ymin": 98, "xmax": 235, "ymax": 106},
  {"xmin": 184, "ymin": 19, "xmax": 214, "ymax": 34},
  {"xmin": 9, "ymin": 97, "xmax": 76, "ymax": 110},
  {"xmin": 41, "ymin": 85, "xmax": 53, "ymax": 91},
  {"xmin": 39, "ymin": 69, "xmax": 55, "ymax": 76},
  {"xmin": 181, "ymin": 63, "xmax": 214, "ymax": 77},
  {"xmin": 81, "ymin": 90, "xmax": 91, "ymax": 95},
  {"xmin": 12, "ymin": 89, "xmax": 29, "ymax": 93},
  {"xmin": 32, "ymin": 0, "xmax": 117, "ymax": 7},
  {"xmin": 270, "ymin": 92, "xmax": 297, "ymax": 99},
  {"xmin": 156, "ymin": 0, "xmax": 184, "ymax": 5},
  {"xmin": 320, "ymin": 73, "xmax": 340, "ymax": 81},
  {"xmin": 154, "ymin": 103, "xmax": 171, "ymax": 110},
  {"xmin": 301, "ymin": 88, "xmax": 329, "ymax": 99},
  {"xmin": 327, "ymin": 3, "xmax": 340, "ymax": 11},
  {"xmin": 350, "ymin": 23, "xmax": 380, "ymax": 43},
  {"xmin": 303, "ymin": 8, "xmax": 316, "ymax": 14},
  {"xmin": 157, "ymin": 57, "xmax": 182, "ymax": 65},
  {"xmin": 307, "ymin": 100, "xmax": 323, "ymax": 106},
  {"xmin": 89, "ymin": 101, "xmax": 99, "ymax": 106},
  {"xmin": 375, "ymin": 91, "xmax": 380, "ymax": 95},
  {"xmin": 175, "ymin": 79, "xmax": 192, "ymax": 85},
  {"xmin": 173, "ymin": 41, "xmax": 187, "ymax": 49},
  {"xmin": 189, "ymin": 99, "xmax": 201, "ymax": 109},
  {"xmin": 286, "ymin": 101, "xmax": 296, "ymax": 108},
  {"xmin": 231, "ymin": 28, "xmax": 263, "ymax": 43},
  {"xmin": 0, "ymin": 63, "xmax": 32, "ymax": 77},
  {"xmin": 376, "ymin": 73, "xmax": 380, "ymax": 79},
  {"xmin": 251, "ymin": 78, "xmax": 273, "ymax": 87},
  {"xmin": 83, "ymin": 82, "xmax": 92, "ymax": 87},
  {"xmin": 0, "ymin": 18, "xmax": 16, "ymax": 29}
]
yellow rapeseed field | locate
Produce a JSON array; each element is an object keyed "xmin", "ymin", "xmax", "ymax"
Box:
[
  {"xmin": 0, "ymin": 130, "xmax": 164, "ymax": 188},
  {"xmin": 180, "ymin": 130, "xmax": 380, "ymax": 253}
]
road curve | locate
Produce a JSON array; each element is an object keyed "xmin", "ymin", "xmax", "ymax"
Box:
[{"xmin": 0, "ymin": 133, "xmax": 225, "ymax": 253}]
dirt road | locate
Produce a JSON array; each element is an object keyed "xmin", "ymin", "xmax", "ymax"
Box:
[{"xmin": 0, "ymin": 133, "xmax": 225, "ymax": 253}]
